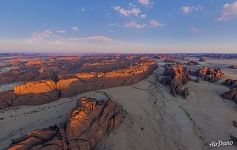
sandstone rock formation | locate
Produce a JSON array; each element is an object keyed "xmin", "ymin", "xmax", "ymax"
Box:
[
  {"xmin": 222, "ymin": 79, "xmax": 237, "ymax": 104},
  {"xmin": 0, "ymin": 55, "xmax": 155, "ymax": 84},
  {"xmin": 0, "ymin": 60, "xmax": 157, "ymax": 109},
  {"xmin": 197, "ymin": 67, "xmax": 224, "ymax": 83},
  {"xmin": 222, "ymin": 88, "xmax": 237, "ymax": 103},
  {"xmin": 7, "ymin": 97, "xmax": 123, "ymax": 150},
  {"xmin": 223, "ymin": 79, "xmax": 237, "ymax": 88},
  {"xmin": 160, "ymin": 64, "xmax": 190, "ymax": 99}
]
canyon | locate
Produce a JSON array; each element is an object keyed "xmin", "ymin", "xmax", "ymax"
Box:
[
  {"xmin": 0, "ymin": 59, "xmax": 158, "ymax": 109},
  {"xmin": 0, "ymin": 53, "xmax": 237, "ymax": 150}
]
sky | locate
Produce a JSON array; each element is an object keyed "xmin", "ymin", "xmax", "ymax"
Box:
[{"xmin": 0, "ymin": 0, "xmax": 237, "ymax": 53}]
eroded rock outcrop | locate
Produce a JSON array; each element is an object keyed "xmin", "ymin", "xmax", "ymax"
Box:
[
  {"xmin": 7, "ymin": 97, "xmax": 123, "ymax": 150},
  {"xmin": 223, "ymin": 79, "xmax": 237, "ymax": 88},
  {"xmin": 222, "ymin": 88, "xmax": 237, "ymax": 103},
  {"xmin": 0, "ymin": 55, "xmax": 155, "ymax": 85},
  {"xmin": 197, "ymin": 67, "xmax": 224, "ymax": 83},
  {"xmin": 160, "ymin": 64, "xmax": 190, "ymax": 99},
  {"xmin": 0, "ymin": 60, "xmax": 157, "ymax": 109},
  {"xmin": 222, "ymin": 79, "xmax": 237, "ymax": 104}
]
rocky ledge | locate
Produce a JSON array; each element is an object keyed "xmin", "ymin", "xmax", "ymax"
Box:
[
  {"xmin": 7, "ymin": 97, "xmax": 123, "ymax": 150},
  {"xmin": 0, "ymin": 60, "xmax": 157, "ymax": 109},
  {"xmin": 196, "ymin": 67, "xmax": 224, "ymax": 83},
  {"xmin": 160, "ymin": 64, "xmax": 190, "ymax": 99}
]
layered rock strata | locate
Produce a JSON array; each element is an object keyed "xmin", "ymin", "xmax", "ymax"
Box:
[
  {"xmin": 0, "ymin": 55, "xmax": 154, "ymax": 84},
  {"xmin": 7, "ymin": 97, "xmax": 123, "ymax": 150},
  {"xmin": 0, "ymin": 61, "xmax": 157, "ymax": 109}
]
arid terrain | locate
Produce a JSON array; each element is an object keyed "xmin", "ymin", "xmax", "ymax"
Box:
[{"xmin": 0, "ymin": 53, "xmax": 237, "ymax": 150}]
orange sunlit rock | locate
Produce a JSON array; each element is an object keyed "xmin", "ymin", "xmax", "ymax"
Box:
[
  {"xmin": 161, "ymin": 64, "xmax": 190, "ymax": 98},
  {"xmin": 7, "ymin": 97, "xmax": 123, "ymax": 150},
  {"xmin": 0, "ymin": 60, "xmax": 157, "ymax": 109}
]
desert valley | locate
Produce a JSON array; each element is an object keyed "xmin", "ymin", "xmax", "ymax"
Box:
[{"xmin": 0, "ymin": 53, "xmax": 236, "ymax": 150}]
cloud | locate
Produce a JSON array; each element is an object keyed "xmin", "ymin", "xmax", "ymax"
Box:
[
  {"xmin": 1, "ymin": 32, "xmax": 237, "ymax": 53},
  {"xmin": 114, "ymin": 6, "xmax": 141, "ymax": 17},
  {"xmin": 190, "ymin": 27, "xmax": 201, "ymax": 33},
  {"xmin": 107, "ymin": 23, "xmax": 121, "ymax": 27},
  {"xmin": 140, "ymin": 14, "xmax": 147, "ymax": 18},
  {"xmin": 80, "ymin": 8, "xmax": 86, "ymax": 12},
  {"xmin": 30, "ymin": 30, "xmax": 57, "ymax": 41},
  {"xmin": 0, "ymin": 32, "xmax": 149, "ymax": 52},
  {"xmin": 181, "ymin": 6, "xmax": 192, "ymax": 14},
  {"xmin": 217, "ymin": 1, "xmax": 237, "ymax": 21},
  {"xmin": 56, "ymin": 30, "xmax": 66, "ymax": 34},
  {"xmin": 138, "ymin": 0, "xmax": 151, "ymax": 6},
  {"xmin": 124, "ymin": 21, "xmax": 146, "ymax": 29},
  {"xmin": 149, "ymin": 20, "xmax": 163, "ymax": 29},
  {"xmin": 109, "ymin": 20, "xmax": 164, "ymax": 29},
  {"xmin": 72, "ymin": 26, "xmax": 79, "ymax": 31},
  {"xmin": 181, "ymin": 5, "xmax": 204, "ymax": 14}
]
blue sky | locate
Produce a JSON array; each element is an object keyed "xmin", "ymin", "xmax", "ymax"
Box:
[{"xmin": 0, "ymin": 0, "xmax": 237, "ymax": 53}]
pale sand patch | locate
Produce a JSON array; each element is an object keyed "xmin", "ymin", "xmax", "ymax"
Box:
[{"xmin": 95, "ymin": 75, "xmax": 237, "ymax": 150}]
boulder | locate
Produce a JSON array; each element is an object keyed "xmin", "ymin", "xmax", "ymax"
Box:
[
  {"xmin": 223, "ymin": 79, "xmax": 237, "ymax": 88},
  {"xmin": 222, "ymin": 88, "xmax": 237, "ymax": 101}
]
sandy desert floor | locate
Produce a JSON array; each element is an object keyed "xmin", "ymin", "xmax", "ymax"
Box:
[{"xmin": 0, "ymin": 60, "xmax": 237, "ymax": 150}]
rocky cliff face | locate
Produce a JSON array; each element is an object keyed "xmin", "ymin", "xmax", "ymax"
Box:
[
  {"xmin": 223, "ymin": 79, "xmax": 237, "ymax": 88},
  {"xmin": 197, "ymin": 67, "xmax": 224, "ymax": 82},
  {"xmin": 0, "ymin": 55, "xmax": 154, "ymax": 85},
  {"xmin": 222, "ymin": 88, "xmax": 237, "ymax": 103},
  {"xmin": 7, "ymin": 97, "xmax": 123, "ymax": 150},
  {"xmin": 160, "ymin": 64, "xmax": 190, "ymax": 99},
  {"xmin": 58, "ymin": 61, "xmax": 157, "ymax": 97},
  {"xmin": 14, "ymin": 80, "xmax": 58, "ymax": 95},
  {"xmin": 0, "ymin": 60, "xmax": 157, "ymax": 109},
  {"xmin": 222, "ymin": 79, "xmax": 237, "ymax": 103}
]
